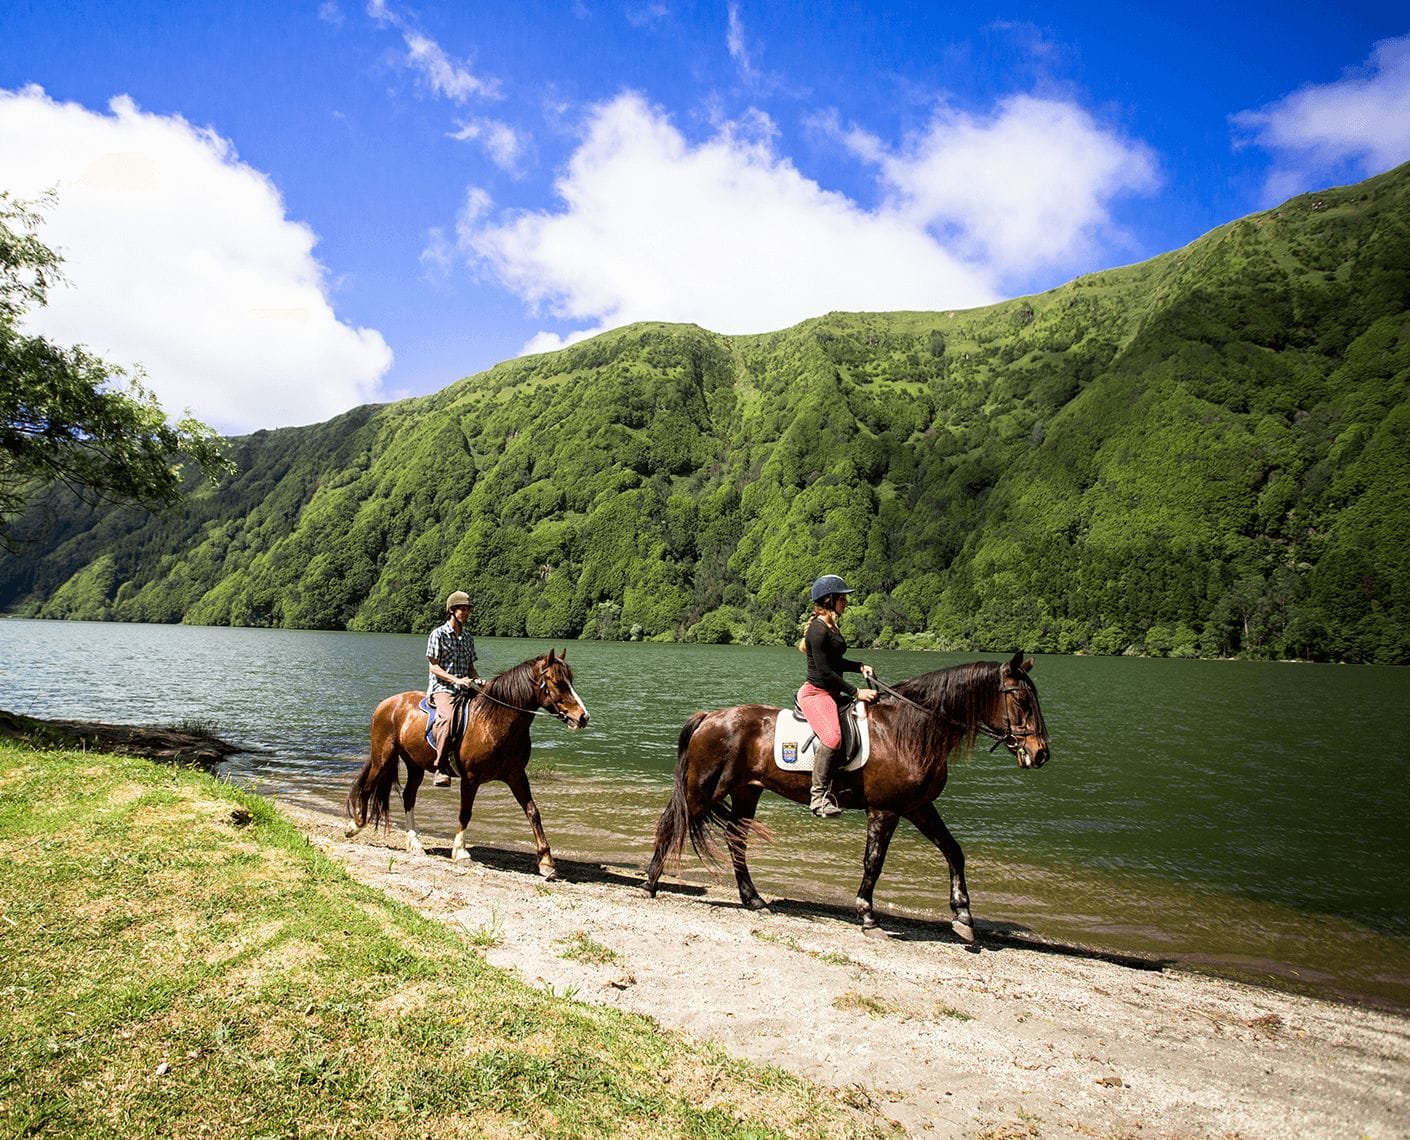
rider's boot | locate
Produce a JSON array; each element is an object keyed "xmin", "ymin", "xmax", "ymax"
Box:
[
  {"xmin": 809, "ymin": 742, "xmax": 842, "ymax": 818},
  {"xmin": 432, "ymin": 748, "xmax": 452, "ymax": 786}
]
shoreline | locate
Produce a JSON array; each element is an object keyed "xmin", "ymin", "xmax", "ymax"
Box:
[
  {"xmin": 4, "ymin": 711, "xmax": 1406, "ymax": 1135},
  {"xmin": 284, "ymin": 799, "xmax": 1410, "ymax": 1138}
]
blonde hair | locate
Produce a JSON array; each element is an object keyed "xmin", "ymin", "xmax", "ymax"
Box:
[{"xmin": 797, "ymin": 603, "xmax": 840, "ymax": 651}]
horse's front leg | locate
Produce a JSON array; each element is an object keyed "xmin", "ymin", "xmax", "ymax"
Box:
[
  {"xmin": 857, "ymin": 808, "xmax": 900, "ymax": 932},
  {"xmin": 504, "ymin": 770, "xmax": 556, "ymax": 880},
  {"xmin": 726, "ymin": 786, "xmax": 767, "ymax": 911},
  {"xmin": 450, "ymin": 780, "xmax": 480, "ymax": 863},
  {"xmin": 403, "ymin": 763, "xmax": 427, "ymax": 857},
  {"xmin": 905, "ymin": 802, "xmax": 974, "ymax": 943}
]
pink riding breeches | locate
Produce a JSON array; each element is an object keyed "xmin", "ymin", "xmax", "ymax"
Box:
[{"xmin": 798, "ymin": 682, "xmax": 843, "ymax": 749}]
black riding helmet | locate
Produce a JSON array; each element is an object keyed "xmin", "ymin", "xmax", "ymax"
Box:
[{"xmin": 810, "ymin": 574, "xmax": 856, "ymax": 604}]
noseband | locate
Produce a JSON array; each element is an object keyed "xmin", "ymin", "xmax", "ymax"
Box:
[{"xmin": 981, "ymin": 682, "xmax": 1045, "ymax": 756}]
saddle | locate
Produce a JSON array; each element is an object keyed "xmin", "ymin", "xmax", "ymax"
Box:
[
  {"xmin": 771, "ymin": 692, "xmax": 870, "ymax": 773},
  {"xmin": 419, "ymin": 690, "xmax": 474, "ymax": 757}
]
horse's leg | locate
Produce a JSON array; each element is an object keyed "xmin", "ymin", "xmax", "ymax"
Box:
[
  {"xmin": 449, "ymin": 780, "xmax": 481, "ymax": 864},
  {"xmin": 504, "ymin": 769, "xmax": 556, "ymax": 880},
  {"xmin": 856, "ymin": 808, "xmax": 901, "ymax": 932},
  {"xmin": 905, "ymin": 802, "xmax": 974, "ymax": 943},
  {"xmin": 402, "ymin": 761, "xmax": 427, "ymax": 857},
  {"xmin": 726, "ymin": 786, "xmax": 767, "ymax": 911}
]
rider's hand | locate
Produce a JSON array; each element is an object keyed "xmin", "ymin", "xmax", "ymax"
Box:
[
  {"xmin": 861, "ymin": 664, "xmax": 877, "ymax": 681},
  {"xmin": 857, "ymin": 688, "xmax": 879, "ymax": 703}
]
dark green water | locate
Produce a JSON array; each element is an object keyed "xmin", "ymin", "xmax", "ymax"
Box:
[{"xmin": 3, "ymin": 620, "xmax": 1407, "ymax": 1011}]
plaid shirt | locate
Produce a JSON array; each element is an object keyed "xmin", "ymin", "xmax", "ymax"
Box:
[{"xmin": 426, "ymin": 620, "xmax": 478, "ymax": 695}]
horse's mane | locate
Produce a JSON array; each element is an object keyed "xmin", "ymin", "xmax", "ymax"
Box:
[
  {"xmin": 887, "ymin": 660, "xmax": 1004, "ymax": 761},
  {"xmin": 470, "ymin": 653, "xmax": 570, "ymax": 728}
]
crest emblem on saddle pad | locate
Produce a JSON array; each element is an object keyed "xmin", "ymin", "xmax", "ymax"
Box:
[{"xmin": 772, "ymin": 700, "xmax": 870, "ymax": 772}]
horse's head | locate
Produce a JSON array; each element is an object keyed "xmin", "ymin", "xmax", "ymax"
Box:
[
  {"xmin": 533, "ymin": 649, "xmax": 589, "ymax": 730},
  {"xmin": 996, "ymin": 651, "xmax": 1050, "ymax": 769}
]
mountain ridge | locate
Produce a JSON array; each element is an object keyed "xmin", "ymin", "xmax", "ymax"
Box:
[{"xmin": 3, "ymin": 163, "xmax": 1407, "ymax": 663}]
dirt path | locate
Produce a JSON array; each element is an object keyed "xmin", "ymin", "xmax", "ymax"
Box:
[{"xmin": 280, "ymin": 802, "xmax": 1408, "ymax": 1138}]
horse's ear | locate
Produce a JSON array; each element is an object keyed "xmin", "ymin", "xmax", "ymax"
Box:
[
  {"xmin": 1006, "ymin": 650, "xmax": 1025, "ymax": 675},
  {"xmin": 547, "ymin": 648, "xmax": 558, "ymax": 664},
  {"xmin": 560, "ymin": 647, "xmax": 568, "ymax": 661},
  {"xmin": 1022, "ymin": 657, "xmax": 1034, "ymax": 673}
]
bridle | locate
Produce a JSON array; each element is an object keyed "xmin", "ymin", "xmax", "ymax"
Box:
[
  {"xmin": 469, "ymin": 663, "xmax": 583, "ymax": 726},
  {"xmin": 981, "ymin": 681, "xmax": 1046, "ymax": 756},
  {"xmin": 872, "ymin": 673, "xmax": 1044, "ymax": 757}
]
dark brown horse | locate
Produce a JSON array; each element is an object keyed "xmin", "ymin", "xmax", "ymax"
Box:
[
  {"xmin": 643, "ymin": 651, "xmax": 1050, "ymax": 940},
  {"xmin": 345, "ymin": 649, "xmax": 588, "ymax": 877}
]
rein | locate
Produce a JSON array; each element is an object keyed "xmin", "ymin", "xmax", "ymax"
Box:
[
  {"xmin": 468, "ymin": 670, "xmax": 575, "ymax": 723},
  {"xmin": 874, "ymin": 672, "xmax": 1037, "ymax": 750}
]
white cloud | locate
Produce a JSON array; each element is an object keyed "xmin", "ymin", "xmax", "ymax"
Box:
[
  {"xmin": 847, "ymin": 95, "xmax": 1159, "ymax": 278},
  {"xmin": 459, "ymin": 92, "xmax": 1000, "ymax": 343},
  {"xmin": 367, "ymin": 0, "xmax": 498, "ymax": 104},
  {"xmin": 1233, "ymin": 33, "xmax": 1410, "ymax": 202},
  {"xmin": 727, "ymin": 3, "xmax": 756, "ymax": 83},
  {"xmin": 0, "ymin": 86, "xmax": 393, "ymax": 434},
  {"xmin": 450, "ymin": 117, "xmax": 525, "ymax": 172},
  {"xmin": 454, "ymin": 91, "xmax": 1159, "ymax": 351}
]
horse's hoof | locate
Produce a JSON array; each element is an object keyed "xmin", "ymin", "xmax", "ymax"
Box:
[
  {"xmin": 539, "ymin": 865, "xmax": 558, "ymax": 881},
  {"xmin": 743, "ymin": 896, "xmax": 770, "ymax": 912},
  {"xmin": 952, "ymin": 921, "xmax": 976, "ymax": 944}
]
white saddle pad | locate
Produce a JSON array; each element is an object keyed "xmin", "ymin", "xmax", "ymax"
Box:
[{"xmin": 772, "ymin": 700, "xmax": 870, "ymax": 773}]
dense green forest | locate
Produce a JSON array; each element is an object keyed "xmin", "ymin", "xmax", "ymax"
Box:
[{"xmin": 3, "ymin": 164, "xmax": 1408, "ymax": 663}]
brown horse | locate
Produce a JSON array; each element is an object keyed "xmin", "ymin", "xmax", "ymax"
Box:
[
  {"xmin": 345, "ymin": 649, "xmax": 588, "ymax": 877},
  {"xmin": 643, "ymin": 651, "xmax": 1050, "ymax": 941}
]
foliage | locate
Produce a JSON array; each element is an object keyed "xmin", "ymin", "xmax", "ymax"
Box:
[
  {"xmin": 2, "ymin": 165, "xmax": 1409, "ymax": 662},
  {"xmin": 0, "ymin": 194, "xmax": 231, "ymax": 548}
]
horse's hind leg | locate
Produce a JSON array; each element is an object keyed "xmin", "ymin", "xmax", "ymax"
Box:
[
  {"xmin": 402, "ymin": 762, "xmax": 427, "ymax": 856},
  {"xmin": 905, "ymin": 802, "xmax": 974, "ymax": 943},
  {"xmin": 726, "ymin": 787, "xmax": 767, "ymax": 911},
  {"xmin": 856, "ymin": 808, "xmax": 900, "ymax": 932},
  {"xmin": 503, "ymin": 770, "xmax": 556, "ymax": 879}
]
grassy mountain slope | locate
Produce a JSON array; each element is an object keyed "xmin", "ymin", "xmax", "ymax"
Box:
[{"xmin": 3, "ymin": 164, "xmax": 1407, "ymax": 662}]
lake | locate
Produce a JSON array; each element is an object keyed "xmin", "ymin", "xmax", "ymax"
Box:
[{"xmin": 2, "ymin": 618, "xmax": 1407, "ymax": 1012}]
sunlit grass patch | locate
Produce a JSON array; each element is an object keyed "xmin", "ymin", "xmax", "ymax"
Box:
[
  {"xmin": 832, "ymin": 991, "xmax": 907, "ymax": 1020},
  {"xmin": 0, "ymin": 739, "xmax": 882, "ymax": 1138},
  {"xmin": 557, "ymin": 931, "xmax": 624, "ymax": 966}
]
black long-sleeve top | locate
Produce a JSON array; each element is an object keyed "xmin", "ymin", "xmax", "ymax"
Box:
[{"xmin": 804, "ymin": 616, "xmax": 864, "ymax": 697}]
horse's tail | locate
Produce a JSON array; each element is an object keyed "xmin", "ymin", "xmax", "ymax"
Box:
[
  {"xmin": 345, "ymin": 707, "xmax": 403, "ymax": 831},
  {"xmin": 648, "ymin": 711, "xmax": 758, "ymax": 880}
]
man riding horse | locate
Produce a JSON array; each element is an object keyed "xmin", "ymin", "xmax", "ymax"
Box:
[{"xmin": 427, "ymin": 590, "xmax": 482, "ymax": 785}]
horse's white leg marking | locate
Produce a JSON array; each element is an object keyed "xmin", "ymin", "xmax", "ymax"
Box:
[
  {"xmin": 405, "ymin": 806, "xmax": 425, "ymax": 856},
  {"xmin": 451, "ymin": 829, "xmax": 472, "ymax": 862}
]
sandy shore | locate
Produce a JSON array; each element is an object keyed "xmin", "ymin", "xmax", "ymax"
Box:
[{"xmin": 282, "ymin": 801, "xmax": 1408, "ymax": 1139}]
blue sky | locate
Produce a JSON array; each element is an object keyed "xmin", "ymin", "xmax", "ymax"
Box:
[{"xmin": 2, "ymin": 2, "xmax": 1407, "ymax": 434}]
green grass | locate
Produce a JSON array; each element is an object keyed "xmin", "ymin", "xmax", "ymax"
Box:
[
  {"xmin": 0, "ymin": 740, "xmax": 883, "ymax": 1138},
  {"xmin": 557, "ymin": 931, "xmax": 625, "ymax": 967}
]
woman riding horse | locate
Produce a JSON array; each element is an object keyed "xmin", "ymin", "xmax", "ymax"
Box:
[
  {"xmin": 798, "ymin": 574, "xmax": 879, "ymax": 817},
  {"xmin": 643, "ymin": 650, "xmax": 1050, "ymax": 941}
]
